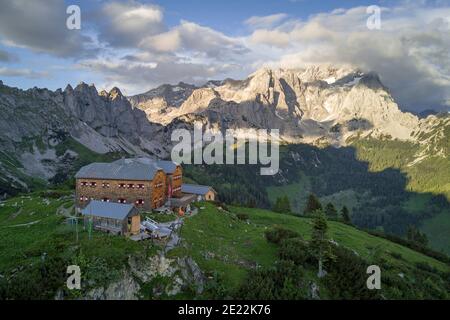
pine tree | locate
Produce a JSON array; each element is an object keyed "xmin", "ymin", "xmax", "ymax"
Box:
[
  {"xmin": 406, "ymin": 225, "xmax": 428, "ymax": 247},
  {"xmin": 304, "ymin": 194, "xmax": 322, "ymax": 215},
  {"xmin": 273, "ymin": 196, "xmax": 291, "ymax": 213},
  {"xmin": 282, "ymin": 196, "xmax": 291, "ymax": 213},
  {"xmin": 325, "ymin": 203, "xmax": 338, "ymax": 219},
  {"xmin": 341, "ymin": 206, "xmax": 351, "ymax": 224},
  {"xmin": 310, "ymin": 211, "xmax": 333, "ymax": 278}
]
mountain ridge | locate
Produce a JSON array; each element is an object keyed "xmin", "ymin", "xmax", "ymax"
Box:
[{"xmin": 0, "ymin": 65, "xmax": 448, "ymax": 194}]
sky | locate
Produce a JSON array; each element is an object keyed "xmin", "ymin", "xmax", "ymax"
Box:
[{"xmin": 0, "ymin": 0, "xmax": 449, "ymax": 112}]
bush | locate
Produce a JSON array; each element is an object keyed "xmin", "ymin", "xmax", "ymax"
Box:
[
  {"xmin": 279, "ymin": 237, "xmax": 314, "ymax": 266},
  {"xmin": 415, "ymin": 262, "xmax": 438, "ymax": 274},
  {"xmin": 389, "ymin": 252, "xmax": 403, "ymax": 260},
  {"xmin": 235, "ymin": 260, "xmax": 308, "ymax": 300},
  {"xmin": 236, "ymin": 213, "xmax": 249, "ymax": 221},
  {"xmin": 265, "ymin": 226, "xmax": 300, "ymax": 245},
  {"xmin": 325, "ymin": 246, "xmax": 381, "ymax": 300},
  {"xmin": 213, "ymin": 201, "xmax": 229, "ymax": 212},
  {"xmin": 0, "ymin": 255, "xmax": 69, "ymax": 300},
  {"xmin": 39, "ymin": 190, "xmax": 72, "ymax": 199}
]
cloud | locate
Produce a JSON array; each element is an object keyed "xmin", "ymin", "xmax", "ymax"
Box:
[
  {"xmin": 78, "ymin": 56, "xmax": 238, "ymax": 95},
  {"xmin": 0, "ymin": 49, "xmax": 17, "ymax": 62},
  {"xmin": 245, "ymin": 13, "xmax": 288, "ymax": 29},
  {"xmin": 249, "ymin": 29, "xmax": 291, "ymax": 48},
  {"xmin": 97, "ymin": 1, "xmax": 165, "ymax": 48},
  {"xmin": 1, "ymin": 0, "xmax": 448, "ymax": 111},
  {"xmin": 0, "ymin": 0, "xmax": 94, "ymax": 58},
  {"xmin": 140, "ymin": 21, "xmax": 249, "ymax": 60},
  {"xmin": 0, "ymin": 67, "xmax": 49, "ymax": 79},
  {"xmin": 246, "ymin": 5, "xmax": 450, "ymax": 111}
]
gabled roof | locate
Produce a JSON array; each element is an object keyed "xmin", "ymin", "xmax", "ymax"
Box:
[
  {"xmin": 75, "ymin": 158, "xmax": 161, "ymax": 181},
  {"xmin": 182, "ymin": 184, "xmax": 216, "ymax": 196},
  {"xmin": 81, "ymin": 200, "xmax": 134, "ymax": 220},
  {"xmin": 134, "ymin": 158, "xmax": 179, "ymax": 174},
  {"xmin": 75, "ymin": 158, "xmax": 179, "ymax": 180},
  {"xmin": 156, "ymin": 160, "xmax": 179, "ymax": 174}
]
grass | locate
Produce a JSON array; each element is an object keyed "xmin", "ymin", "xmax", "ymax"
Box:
[
  {"xmin": 0, "ymin": 193, "xmax": 150, "ymax": 289},
  {"xmin": 181, "ymin": 203, "xmax": 449, "ymax": 295},
  {"xmin": 421, "ymin": 210, "xmax": 450, "ymax": 254},
  {"xmin": 181, "ymin": 204, "xmax": 278, "ymax": 290},
  {"xmin": 235, "ymin": 206, "xmax": 449, "ymax": 272}
]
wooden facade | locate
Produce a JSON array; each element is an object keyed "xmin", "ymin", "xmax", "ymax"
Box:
[
  {"xmin": 166, "ymin": 165, "xmax": 183, "ymax": 198},
  {"xmin": 76, "ymin": 170, "xmax": 167, "ymax": 211},
  {"xmin": 83, "ymin": 206, "xmax": 140, "ymax": 236}
]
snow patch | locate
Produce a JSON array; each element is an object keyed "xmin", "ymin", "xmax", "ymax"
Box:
[{"xmin": 324, "ymin": 77, "xmax": 336, "ymax": 84}]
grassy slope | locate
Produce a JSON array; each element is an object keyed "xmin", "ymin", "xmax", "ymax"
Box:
[
  {"xmin": 0, "ymin": 193, "xmax": 150, "ymax": 292},
  {"xmin": 181, "ymin": 203, "xmax": 449, "ymax": 296}
]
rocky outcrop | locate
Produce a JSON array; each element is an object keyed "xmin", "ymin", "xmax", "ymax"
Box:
[{"xmin": 129, "ymin": 65, "xmax": 421, "ymax": 145}]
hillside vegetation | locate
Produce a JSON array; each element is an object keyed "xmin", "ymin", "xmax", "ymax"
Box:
[{"xmin": 179, "ymin": 203, "xmax": 450, "ymax": 299}]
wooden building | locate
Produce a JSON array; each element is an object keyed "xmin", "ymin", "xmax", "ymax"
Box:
[
  {"xmin": 181, "ymin": 184, "xmax": 217, "ymax": 201},
  {"xmin": 75, "ymin": 158, "xmax": 171, "ymax": 211},
  {"xmin": 75, "ymin": 158, "xmax": 217, "ymax": 216},
  {"xmin": 81, "ymin": 200, "xmax": 140, "ymax": 236}
]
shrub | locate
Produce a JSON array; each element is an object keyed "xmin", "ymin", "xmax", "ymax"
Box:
[
  {"xmin": 389, "ymin": 252, "xmax": 403, "ymax": 260},
  {"xmin": 265, "ymin": 226, "xmax": 300, "ymax": 245},
  {"xmin": 279, "ymin": 237, "xmax": 314, "ymax": 266},
  {"xmin": 235, "ymin": 260, "xmax": 308, "ymax": 300},
  {"xmin": 415, "ymin": 262, "xmax": 438, "ymax": 274},
  {"xmin": 325, "ymin": 246, "xmax": 381, "ymax": 300},
  {"xmin": 236, "ymin": 213, "xmax": 249, "ymax": 221}
]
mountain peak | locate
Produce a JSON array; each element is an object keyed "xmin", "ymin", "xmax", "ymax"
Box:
[{"xmin": 109, "ymin": 87, "xmax": 124, "ymax": 100}]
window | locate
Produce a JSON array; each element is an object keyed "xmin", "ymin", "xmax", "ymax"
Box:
[
  {"xmin": 155, "ymin": 182, "xmax": 163, "ymax": 188},
  {"xmin": 135, "ymin": 199, "xmax": 145, "ymax": 205},
  {"xmin": 101, "ymin": 198, "xmax": 110, "ymax": 202},
  {"xmin": 173, "ymin": 186, "xmax": 181, "ymax": 192},
  {"xmin": 90, "ymin": 182, "xmax": 97, "ymax": 187},
  {"xmin": 102, "ymin": 182, "xmax": 110, "ymax": 188},
  {"xmin": 137, "ymin": 184, "xmax": 145, "ymax": 189},
  {"xmin": 127, "ymin": 183, "xmax": 134, "ymax": 189},
  {"xmin": 118, "ymin": 198, "xmax": 127, "ymax": 204},
  {"xmin": 80, "ymin": 181, "xmax": 88, "ymax": 187},
  {"xmin": 173, "ymin": 175, "xmax": 181, "ymax": 181},
  {"xmin": 79, "ymin": 196, "xmax": 88, "ymax": 202},
  {"xmin": 118, "ymin": 183, "xmax": 126, "ymax": 188}
]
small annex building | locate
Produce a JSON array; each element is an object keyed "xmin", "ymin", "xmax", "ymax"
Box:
[
  {"xmin": 181, "ymin": 184, "xmax": 217, "ymax": 201},
  {"xmin": 81, "ymin": 200, "xmax": 141, "ymax": 236}
]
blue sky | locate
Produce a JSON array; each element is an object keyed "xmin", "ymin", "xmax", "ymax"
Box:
[{"xmin": 0, "ymin": 0, "xmax": 449, "ymax": 111}]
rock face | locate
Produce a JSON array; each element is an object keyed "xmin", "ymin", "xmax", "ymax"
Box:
[
  {"xmin": 0, "ymin": 65, "xmax": 447, "ymax": 192},
  {"xmin": 0, "ymin": 81, "xmax": 169, "ymax": 193},
  {"xmin": 129, "ymin": 65, "xmax": 420, "ymax": 144}
]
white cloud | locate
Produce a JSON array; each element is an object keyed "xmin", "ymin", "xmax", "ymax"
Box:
[
  {"xmin": 1, "ymin": 0, "xmax": 448, "ymax": 111},
  {"xmin": 0, "ymin": 0, "xmax": 94, "ymax": 58},
  {"xmin": 245, "ymin": 13, "xmax": 288, "ymax": 29},
  {"xmin": 249, "ymin": 29, "xmax": 291, "ymax": 48},
  {"xmin": 244, "ymin": 5, "xmax": 450, "ymax": 111},
  {"xmin": 140, "ymin": 20, "xmax": 248, "ymax": 60},
  {"xmin": 98, "ymin": 1, "xmax": 165, "ymax": 47},
  {"xmin": 0, "ymin": 67, "xmax": 49, "ymax": 79}
]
